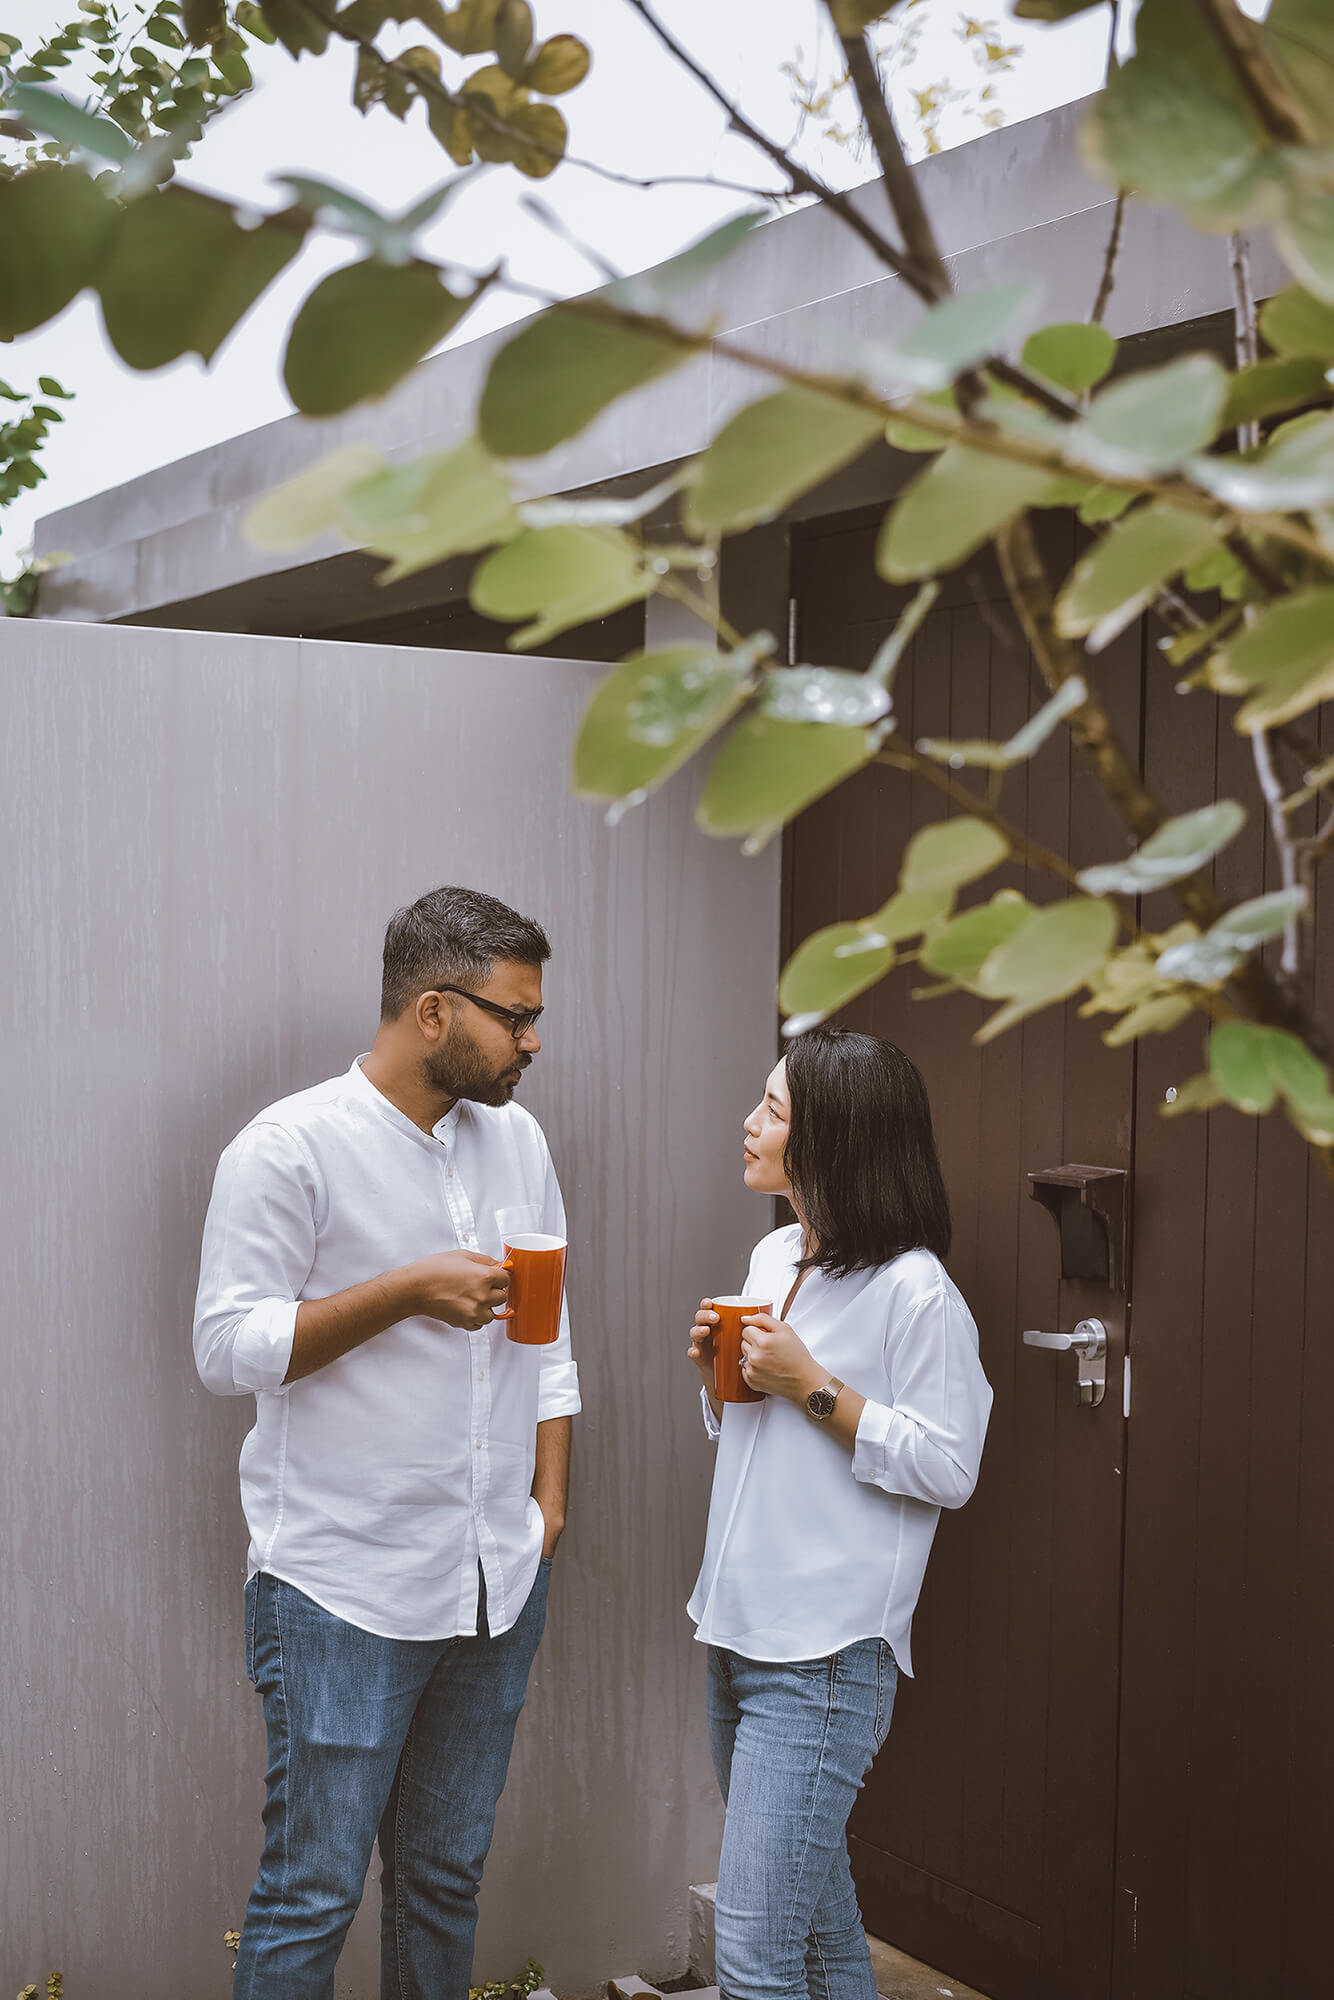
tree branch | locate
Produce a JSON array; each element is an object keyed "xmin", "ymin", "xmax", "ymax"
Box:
[
  {"xmin": 1196, "ymin": 0, "xmax": 1320, "ymax": 146},
  {"xmin": 1090, "ymin": 190, "xmax": 1126, "ymax": 328},
  {"xmin": 620, "ymin": 0, "xmax": 925, "ymax": 295},
  {"xmin": 834, "ymin": 26, "xmax": 949, "ymax": 300},
  {"xmin": 1251, "ymin": 726, "xmax": 1303, "ymax": 975}
]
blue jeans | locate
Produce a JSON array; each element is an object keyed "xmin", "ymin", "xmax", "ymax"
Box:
[
  {"xmin": 707, "ymin": 1639, "xmax": 898, "ymax": 2000},
  {"xmin": 234, "ymin": 1561, "xmax": 552, "ymax": 2000}
]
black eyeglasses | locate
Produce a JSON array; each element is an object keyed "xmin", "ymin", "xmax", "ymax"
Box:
[{"xmin": 433, "ymin": 985, "xmax": 544, "ymax": 1042}]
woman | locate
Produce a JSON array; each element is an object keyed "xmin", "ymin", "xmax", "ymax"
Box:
[{"xmin": 687, "ymin": 1026, "xmax": 992, "ymax": 2000}]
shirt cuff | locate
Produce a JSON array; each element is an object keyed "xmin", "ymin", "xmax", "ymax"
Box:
[
  {"xmin": 700, "ymin": 1383, "xmax": 721, "ymax": 1441},
  {"xmin": 537, "ymin": 1358, "xmax": 582, "ymax": 1423},
  {"xmin": 229, "ymin": 1298, "xmax": 299, "ymax": 1394},
  {"xmin": 851, "ymin": 1396, "xmax": 892, "ymax": 1486}
]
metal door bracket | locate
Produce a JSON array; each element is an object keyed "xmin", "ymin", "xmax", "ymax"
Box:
[{"xmin": 1028, "ymin": 1164, "xmax": 1129, "ymax": 1293}]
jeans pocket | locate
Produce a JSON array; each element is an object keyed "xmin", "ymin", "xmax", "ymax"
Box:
[{"xmin": 244, "ymin": 1574, "xmax": 259, "ymax": 1687}]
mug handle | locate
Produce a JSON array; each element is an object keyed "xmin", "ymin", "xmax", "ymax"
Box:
[{"xmin": 492, "ymin": 1247, "xmax": 516, "ymax": 1318}]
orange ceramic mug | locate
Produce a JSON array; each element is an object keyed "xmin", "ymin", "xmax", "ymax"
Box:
[
  {"xmin": 494, "ymin": 1206, "xmax": 567, "ymax": 1346},
  {"xmin": 709, "ymin": 1295, "xmax": 772, "ymax": 1403}
]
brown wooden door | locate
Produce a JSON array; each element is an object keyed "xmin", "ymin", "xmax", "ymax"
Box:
[
  {"xmin": 788, "ymin": 511, "xmax": 1139, "ymax": 1999},
  {"xmin": 1109, "ymin": 623, "xmax": 1334, "ymax": 2000},
  {"xmin": 786, "ymin": 509, "xmax": 1334, "ymax": 2000}
]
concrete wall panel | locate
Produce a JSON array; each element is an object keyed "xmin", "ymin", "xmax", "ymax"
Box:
[{"xmin": 0, "ymin": 619, "xmax": 781, "ymax": 1997}]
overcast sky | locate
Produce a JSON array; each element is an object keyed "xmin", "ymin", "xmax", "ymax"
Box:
[{"xmin": 4, "ymin": 0, "xmax": 1118, "ymax": 563}]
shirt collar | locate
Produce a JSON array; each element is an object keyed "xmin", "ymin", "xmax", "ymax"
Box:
[{"xmin": 345, "ymin": 1055, "xmax": 463, "ymax": 1149}]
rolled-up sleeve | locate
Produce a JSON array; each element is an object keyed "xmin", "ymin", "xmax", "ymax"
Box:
[
  {"xmin": 535, "ymin": 1137, "xmax": 581, "ymax": 1422},
  {"xmin": 852, "ymin": 1283, "xmax": 992, "ymax": 1510},
  {"xmin": 700, "ymin": 1384, "xmax": 722, "ymax": 1440},
  {"xmin": 193, "ymin": 1123, "xmax": 320, "ymax": 1397}
]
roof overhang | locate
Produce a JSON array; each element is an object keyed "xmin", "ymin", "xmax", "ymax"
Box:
[{"xmin": 34, "ymin": 96, "xmax": 1283, "ymax": 632}]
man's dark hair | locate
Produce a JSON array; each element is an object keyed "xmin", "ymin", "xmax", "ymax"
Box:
[
  {"xmin": 381, "ymin": 886, "xmax": 551, "ymax": 1020},
  {"xmin": 784, "ymin": 1025, "xmax": 951, "ymax": 1279}
]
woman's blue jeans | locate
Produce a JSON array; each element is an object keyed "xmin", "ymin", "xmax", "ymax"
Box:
[
  {"xmin": 707, "ymin": 1639, "xmax": 898, "ymax": 2000},
  {"xmin": 234, "ymin": 1562, "xmax": 552, "ymax": 2000}
]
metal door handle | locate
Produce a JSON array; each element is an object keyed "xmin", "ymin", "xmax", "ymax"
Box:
[{"xmin": 1023, "ymin": 1317, "xmax": 1107, "ymax": 1405}]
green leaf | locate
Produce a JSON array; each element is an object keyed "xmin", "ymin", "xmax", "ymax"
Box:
[
  {"xmin": 37, "ymin": 376, "xmax": 72, "ymax": 397},
  {"xmin": 493, "ymin": 0, "xmax": 532, "ymax": 77},
  {"xmin": 180, "ymin": 1, "xmax": 224, "ymax": 45},
  {"xmin": 1021, "ymin": 320, "xmax": 1116, "ymax": 395},
  {"xmin": 696, "ymin": 714, "xmax": 877, "ymax": 847},
  {"xmin": 1014, "ymin": 0, "xmax": 1105, "ymax": 16},
  {"xmin": 900, "ymin": 818, "xmax": 1009, "ymax": 896},
  {"xmin": 1266, "ymin": 0, "xmax": 1334, "ymax": 143},
  {"xmin": 865, "ymin": 580, "xmax": 939, "ymax": 692},
  {"xmin": 1054, "ymin": 505, "xmax": 1220, "ymax": 648},
  {"xmin": 1214, "ymin": 586, "xmax": 1334, "ymax": 732},
  {"xmin": 1077, "ymin": 800, "xmax": 1246, "ymax": 896},
  {"xmin": 255, "ymin": 0, "xmax": 328, "ymax": 57},
  {"xmin": 777, "ymin": 922, "xmax": 897, "ymax": 1025},
  {"xmin": 341, "ymin": 437, "xmax": 519, "ymax": 581},
  {"xmin": 1082, "ymin": 50, "xmax": 1264, "ymax": 220},
  {"xmin": 99, "ymin": 188, "xmax": 304, "ymax": 367},
  {"xmin": 1155, "ymin": 887, "xmax": 1308, "ymax": 986},
  {"xmin": 470, "ymin": 524, "xmax": 650, "ymax": 650},
  {"xmin": 243, "ymin": 442, "xmax": 387, "ymax": 552},
  {"xmin": 1209, "ymin": 1021, "xmax": 1278, "ymax": 1113},
  {"xmin": 573, "ymin": 641, "xmax": 758, "ymax": 802},
  {"xmin": 1100, "ymin": 994, "xmax": 1196, "ymax": 1044},
  {"xmin": 885, "ymin": 281, "xmax": 1038, "ymax": 391},
  {"xmin": 1221, "ymin": 354, "xmax": 1332, "ymax": 428},
  {"xmin": 759, "ymin": 664, "xmax": 891, "ymax": 728},
  {"xmin": 1192, "ymin": 411, "xmax": 1334, "ymax": 511},
  {"xmin": 5, "ymin": 81, "xmax": 132, "ymax": 159},
  {"xmin": 863, "ymin": 885, "xmax": 954, "ymax": 944},
  {"xmin": 480, "ymin": 97, "xmax": 568, "ymax": 178},
  {"xmin": 478, "ymin": 305, "xmax": 689, "ymax": 459},
  {"xmin": 917, "ymin": 675, "xmax": 1086, "ymax": 769},
  {"xmin": 685, "ymin": 387, "xmax": 883, "ymax": 537},
  {"xmin": 606, "ymin": 210, "xmax": 764, "ymax": 315},
  {"xmin": 876, "ymin": 444, "xmax": 1061, "ymax": 581},
  {"xmin": 284, "ymin": 260, "xmax": 478, "ymax": 416},
  {"xmin": 919, "ymin": 892, "xmax": 1031, "ymax": 986},
  {"xmin": 973, "ymin": 896, "xmax": 1118, "ymax": 1042},
  {"xmin": 0, "ymin": 166, "xmax": 114, "ymax": 338},
  {"xmin": 524, "ymin": 33, "xmax": 589, "ymax": 95},
  {"xmin": 279, "ymin": 173, "xmax": 396, "ymax": 234},
  {"xmin": 1077, "ymin": 484, "xmax": 1135, "ymax": 525},
  {"xmin": 1068, "ymin": 353, "xmax": 1228, "ymax": 477},
  {"xmin": 884, "ymin": 387, "xmax": 954, "ymax": 453},
  {"xmin": 1259, "ymin": 284, "xmax": 1334, "ymax": 359},
  {"xmin": 1275, "ymin": 186, "xmax": 1334, "ymax": 308}
]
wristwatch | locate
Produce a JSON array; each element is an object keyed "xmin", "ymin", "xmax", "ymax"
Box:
[{"xmin": 806, "ymin": 1376, "xmax": 844, "ymax": 1421}]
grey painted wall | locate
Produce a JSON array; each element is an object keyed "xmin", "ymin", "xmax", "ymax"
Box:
[{"xmin": 0, "ymin": 619, "xmax": 781, "ymax": 1997}]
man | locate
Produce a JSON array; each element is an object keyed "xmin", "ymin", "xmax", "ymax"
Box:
[{"xmin": 194, "ymin": 886, "xmax": 578, "ymax": 2000}]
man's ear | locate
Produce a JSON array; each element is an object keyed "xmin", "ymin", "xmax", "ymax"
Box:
[{"xmin": 414, "ymin": 990, "xmax": 446, "ymax": 1043}]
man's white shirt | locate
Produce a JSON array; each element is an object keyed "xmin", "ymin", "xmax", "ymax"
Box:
[
  {"xmin": 194, "ymin": 1057, "xmax": 580, "ymax": 1641},
  {"xmin": 688, "ymin": 1226, "xmax": 991, "ymax": 1676}
]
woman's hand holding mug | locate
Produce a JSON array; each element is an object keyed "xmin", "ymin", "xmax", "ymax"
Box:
[
  {"xmin": 736, "ymin": 1311, "xmax": 819, "ymax": 1403},
  {"xmin": 688, "ymin": 1299, "xmax": 719, "ymax": 1386}
]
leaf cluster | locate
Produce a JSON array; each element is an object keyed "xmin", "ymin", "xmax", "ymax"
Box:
[{"xmin": 468, "ymin": 1957, "xmax": 545, "ymax": 2000}]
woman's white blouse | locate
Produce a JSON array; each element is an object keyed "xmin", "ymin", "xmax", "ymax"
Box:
[{"xmin": 687, "ymin": 1225, "xmax": 992, "ymax": 1676}]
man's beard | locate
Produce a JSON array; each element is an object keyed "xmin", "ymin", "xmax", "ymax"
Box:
[{"xmin": 422, "ymin": 1020, "xmax": 528, "ymax": 1107}]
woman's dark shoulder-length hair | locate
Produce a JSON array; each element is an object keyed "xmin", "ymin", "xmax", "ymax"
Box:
[{"xmin": 784, "ymin": 1024, "xmax": 951, "ymax": 1279}]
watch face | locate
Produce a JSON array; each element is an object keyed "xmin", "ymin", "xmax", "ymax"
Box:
[{"xmin": 807, "ymin": 1386, "xmax": 838, "ymax": 1419}]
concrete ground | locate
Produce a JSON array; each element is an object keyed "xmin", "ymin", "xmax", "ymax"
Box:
[
  {"xmin": 675, "ymin": 1884, "xmax": 992, "ymax": 2000},
  {"xmin": 867, "ymin": 1932, "xmax": 990, "ymax": 2000}
]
